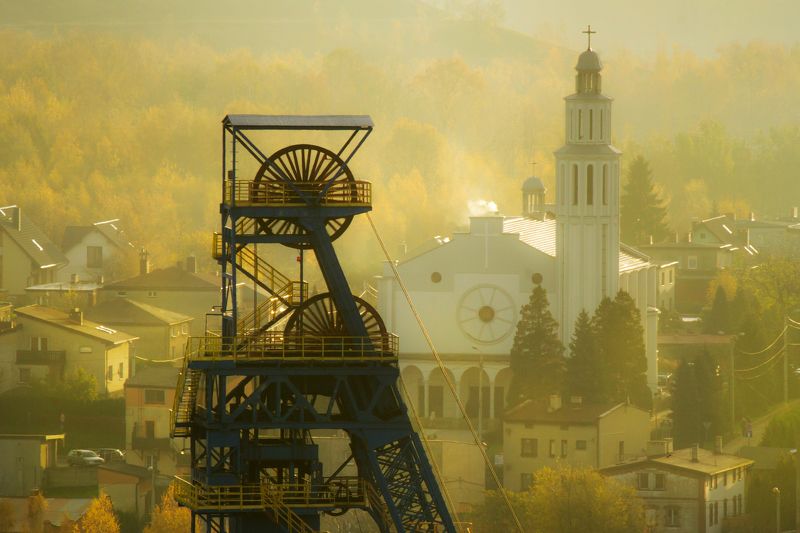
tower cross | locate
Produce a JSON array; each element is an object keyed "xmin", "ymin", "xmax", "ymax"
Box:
[{"xmin": 583, "ymin": 25, "xmax": 596, "ymax": 50}]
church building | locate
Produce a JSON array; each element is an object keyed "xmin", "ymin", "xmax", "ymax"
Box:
[{"xmin": 376, "ymin": 40, "xmax": 660, "ymax": 428}]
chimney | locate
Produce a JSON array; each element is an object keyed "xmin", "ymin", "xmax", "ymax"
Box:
[
  {"xmin": 714, "ymin": 435, "xmax": 723, "ymax": 455},
  {"xmin": 185, "ymin": 255, "xmax": 197, "ymax": 274},
  {"xmin": 139, "ymin": 248, "xmax": 150, "ymax": 275},
  {"xmin": 69, "ymin": 308, "xmax": 83, "ymax": 326},
  {"xmin": 10, "ymin": 206, "xmax": 21, "ymax": 231},
  {"xmin": 649, "ymin": 235, "xmax": 654, "ymax": 245},
  {"xmin": 687, "ymin": 232, "xmax": 692, "ymax": 243},
  {"xmin": 793, "ymin": 206, "xmax": 799, "ymax": 220},
  {"xmin": 750, "ymin": 212, "xmax": 756, "ymax": 222},
  {"xmin": 547, "ymin": 394, "xmax": 562, "ymax": 413},
  {"xmin": 70, "ymin": 273, "xmax": 80, "ymax": 285},
  {"xmin": 691, "ymin": 443, "xmax": 699, "ymax": 463},
  {"xmin": 674, "ymin": 232, "xmax": 680, "ymax": 244}
]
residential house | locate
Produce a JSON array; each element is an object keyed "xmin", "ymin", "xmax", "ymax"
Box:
[
  {"xmin": 100, "ymin": 261, "xmax": 219, "ymax": 337},
  {"xmin": 85, "ymin": 298, "xmax": 192, "ymax": 362},
  {"xmin": 98, "ymin": 463, "xmax": 156, "ymax": 519},
  {"xmin": 25, "ymin": 278, "xmax": 102, "ymax": 311},
  {"xmin": 602, "ymin": 441, "xmax": 754, "ymax": 533},
  {"xmin": 59, "ymin": 218, "xmax": 135, "ymax": 284},
  {"xmin": 13, "ymin": 305, "xmax": 137, "ymax": 396},
  {"xmin": 0, "ymin": 433, "xmax": 64, "ymax": 496},
  {"xmin": 638, "ymin": 241, "xmax": 735, "ymax": 313},
  {"xmin": 0, "ymin": 205, "xmax": 67, "ymax": 302},
  {"xmin": 502, "ymin": 395, "xmax": 651, "ymax": 491},
  {"xmin": 124, "ymin": 365, "xmax": 186, "ymax": 478},
  {"xmin": 656, "ymin": 261, "xmax": 678, "ymax": 311},
  {"xmin": 0, "ymin": 302, "xmax": 20, "ymax": 394}
]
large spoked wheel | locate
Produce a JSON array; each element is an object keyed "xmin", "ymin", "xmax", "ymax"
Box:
[
  {"xmin": 284, "ymin": 293, "xmax": 388, "ymax": 357},
  {"xmin": 253, "ymin": 144, "xmax": 357, "ymax": 249}
]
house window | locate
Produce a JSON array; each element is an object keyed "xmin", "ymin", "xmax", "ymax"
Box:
[
  {"xmin": 19, "ymin": 367, "xmax": 31, "ymax": 383},
  {"xmin": 669, "ymin": 270, "xmax": 673, "ymax": 283},
  {"xmin": 145, "ymin": 389, "xmax": 166, "ymax": 405},
  {"xmin": 655, "ymin": 473, "xmax": 666, "ymax": 490},
  {"xmin": 181, "ymin": 323, "xmax": 189, "ymax": 335},
  {"xmin": 145, "ymin": 420, "xmax": 155, "ymax": 439},
  {"xmin": 575, "ymin": 440, "xmax": 587, "ymax": 451},
  {"xmin": 738, "ymin": 494, "xmax": 743, "ymax": 514},
  {"xmin": 712, "ymin": 474, "xmax": 718, "ymax": 489},
  {"xmin": 723, "ymin": 471, "xmax": 728, "ymax": 485},
  {"xmin": 86, "ymin": 246, "xmax": 103, "ymax": 268},
  {"xmin": 520, "ymin": 473, "xmax": 534, "ymax": 491},
  {"xmin": 148, "ymin": 291, "xmax": 157, "ymax": 298},
  {"xmin": 549, "ymin": 439, "xmax": 556, "ymax": 458},
  {"xmin": 709, "ymin": 503, "xmax": 713, "ymax": 527},
  {"xmin": 714, "ymin": 501, "xmax": 719, "ymax": 524},
  {"xmin": 560, "ymin": 440, "xmax": 568, "ymax": 458},
  {"xmin": 618, "ymin": 441, "xmax": 625, "ymax": 461},
  {"xmin": 521, "ymin": 438, "xmax": 538, "ymax": 458},
  {"xmin": 723, "ymin": 498, "xmax": 728, "ymax": 518},
  {"xmin": 107, "ymin": 365, "xmax": 113, "ymax": 381},
  {"xmin": 171, "ymin": 325, "xmax": 179, "ymax": 338},
  {"xmin": 637, "ymin": 473, "xmax": 650, "ymax": 490},
  {"xmin": 118, "ymin": 362, "xmax": 124, "ymax": 379},
  {"xmin": 30, "ymin": 336, "xmax": 48, "ymax": 351},
  {"xmin": 687, "ymin": 256, "xmax": 698, "ymax": 270},
  {"xmin": 665, "ymin": 507, "xmax": 680, "ymax": 527},
  {"xmin": 586, "ymin": 165, "xmax": 594, "ymax": 205}
]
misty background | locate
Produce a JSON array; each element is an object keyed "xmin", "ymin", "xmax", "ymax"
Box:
[{"xmin": 0, "ymin": 0, "xmax": 797, "ymax": 285}]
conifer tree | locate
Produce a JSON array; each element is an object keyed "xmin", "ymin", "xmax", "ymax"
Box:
[
  {"xmin": 566, "ymin": 310, "xmax": 604, "ymax": 403},
  {"xmin": 671, "ymin": 359, "xmax": 701, "ymax": 448},
  {"xmin": 695, "ymin": 349, "xmax": 725, "ymax": 439},
  {"xmin": 508, "ymin": 284, "xmax": 565, "ymax": 405},
  {"xmin": 620, "ymin": 156, "xmax": 671, "ymax": 245},
  {"xmin": 704, "ymin": 285, "xmax": 731, "ymax": 334},
  {"xmin": 593, "ymin": 291, "xmax": 652, "ymax": 408}
]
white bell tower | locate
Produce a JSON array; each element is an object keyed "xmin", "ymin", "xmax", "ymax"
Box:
[{"xmin": 555, "ymin": 27, "xmax": 621, "ymax": 344}]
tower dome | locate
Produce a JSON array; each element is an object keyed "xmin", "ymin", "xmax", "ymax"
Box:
[
  {"xmin": 522, "ymin": 176, "xmax": 546, "ymax": 193},
  {"xmin": 522, "ymin": 176, "xmax": 547, "ymax": 218},
  {"xmin": 576, "ymin": 49, "xmax": 602, "ymax": 72}
]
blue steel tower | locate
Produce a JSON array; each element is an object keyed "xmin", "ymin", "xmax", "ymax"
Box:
[{"xmin": 171, "ymin": 115, "xmax": 456, "ymax": 533}]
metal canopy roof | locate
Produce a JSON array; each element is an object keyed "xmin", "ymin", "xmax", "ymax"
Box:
[{"xmin": 223, "ymin": 114, "xmax": 373, "ymax": 130}]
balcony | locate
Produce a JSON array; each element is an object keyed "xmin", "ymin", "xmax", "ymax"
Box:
[{"xmin": 16, "ymin": 350, "xmax": 66, "ymax": 365}]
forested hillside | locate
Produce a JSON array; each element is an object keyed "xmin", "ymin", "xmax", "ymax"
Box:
[{"xmin": 0, "ymin": 2, "xmax": 797, "ymax": 285}]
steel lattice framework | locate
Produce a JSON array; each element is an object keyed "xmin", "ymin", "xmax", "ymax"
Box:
[{"xmin": 171, "ymin": 115, "xmax": 456, "ymax": 533}]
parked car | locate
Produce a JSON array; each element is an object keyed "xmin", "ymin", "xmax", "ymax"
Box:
[
  {"xmin": 67, "ymin": 449, "xmax": 105, "ymax": 467},
  {"xmin": 95, "ymin": 448, "xmax": 125, "ymax": 463}
]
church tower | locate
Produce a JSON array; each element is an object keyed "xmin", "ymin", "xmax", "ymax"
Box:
[{"xmin": 555, "ymin": 31, "xmax": 621, "ymax": 344}]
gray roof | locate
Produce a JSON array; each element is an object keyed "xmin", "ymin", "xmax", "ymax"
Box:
[
  {"xmin": 223, "ymin": 115, "xmax": 373, "ymax": 130},
  {"xmin": 576, "ymin": 49, "xmax": 602, "ymax": 72},
  {"xmin": 85, "ymin": 297, "xmax": 192, "ymax": 326},
  {"xmin": 0, "ymin": 205, "xmax": 67, "ymax": 268}
]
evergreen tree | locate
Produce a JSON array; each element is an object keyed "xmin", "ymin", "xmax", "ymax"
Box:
[
  {"xmin": 620, "ymin": 156, "xmax": 671, "ymax": 245},
  {"xmin": 695, "ymin": 349, "xmax": 725, "ymax": 440},
  {"xmin": 566, "ymin": 310, "xmax": 604, "ymax": 403},
  {"xmin": 704, "ymin": 285, "xmax": 731, "ymax": 334},
  {"xmin": 593, "ymin": 291, "xmax": 652, "ymax": 408},
  {"xmin": 508, "ymin": 284, "xmax": 565, "ymax": 405},
  {"xmin": 671, "ymin": 359, "xmax": 701, "ymax": 448}
]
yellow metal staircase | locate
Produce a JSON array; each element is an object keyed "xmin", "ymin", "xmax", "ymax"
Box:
[{"xmin": 171, "ymin": 354, "xmax": 202, "ymax": 438}]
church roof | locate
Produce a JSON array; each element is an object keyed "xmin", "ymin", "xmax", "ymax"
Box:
[
  {"xmin": 522, "ymin": 176, "xmax": 545, "ymax": 192},
  {"xmin": 576, "ymin": 49, "xmax": 602, "ymax": 72},
  {"xmin": 502, "ymin": 217, "xmax": 651, "ymax": 272}
]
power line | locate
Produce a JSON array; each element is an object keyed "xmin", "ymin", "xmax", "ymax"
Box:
[{"xmin": 735, "ymin": 326, "xmax": 787, "ymax": 356}]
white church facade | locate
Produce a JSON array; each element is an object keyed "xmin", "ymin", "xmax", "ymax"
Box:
[{"xmin": 376, "ymin": 44, "xmax": 660, "ymax": 426}]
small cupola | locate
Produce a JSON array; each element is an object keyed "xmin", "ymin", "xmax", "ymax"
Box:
[
  {"xmin": 522, "ymin": 176, "xmax": 547, "ymax": 218},
  {"xmin": 575, "ymin": 26, "xmax": 603, "ymax": 95}
]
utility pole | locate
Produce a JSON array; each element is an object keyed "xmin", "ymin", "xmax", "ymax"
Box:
[
  {"xmin": 730, "ymin": 336, "xmax": 736, "ymax": 428},
  {"xmin": 784, "ymin": 317, "xmax": 790, "ymax": 404},
  {"xmin": 772, "ymin": 487, "xmax": 781, "ymax": 533}
]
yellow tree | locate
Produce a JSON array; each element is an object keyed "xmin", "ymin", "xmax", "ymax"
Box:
[
  {"xmin": 0, "ymin": 499, "xmax": 14, "ymax": 532},
  {"xmin": 143, "ymin": 485, "xmax": 191, "ymax": 533},
  {"xmin": 72, "ymin": 493, "xmax": 119, "ymax": 533}
]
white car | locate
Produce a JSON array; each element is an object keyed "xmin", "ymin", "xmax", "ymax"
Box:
[{"xmin": 67, "ymin": 449, "xmax": 105, "ymax": 467}]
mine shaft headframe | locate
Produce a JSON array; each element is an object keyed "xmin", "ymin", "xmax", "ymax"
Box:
[{"xmin": 222, "ymin": 115, "xmax": 373, "ymax": 248}]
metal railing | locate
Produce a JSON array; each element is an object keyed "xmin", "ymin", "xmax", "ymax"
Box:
[
  {"xmin": 263, "ymin": 477, "xmax": 368, "ymax": 508},
  {"xmin": 185, "ymin": 334, "xmax": 399, "ymax": 362},
  {"xmin": 223, "ymin": 180, "xmax": 371, "ymax": 207},
  {"xmin": 173, "ymin": 477, "xmax": 263, "ymax": 511}
]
